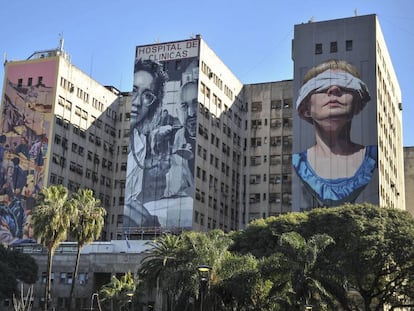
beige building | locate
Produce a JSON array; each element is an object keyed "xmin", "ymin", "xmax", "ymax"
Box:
[{"xmin": 243, "ymin": 81, "xmax": 293, "ymax": 221}]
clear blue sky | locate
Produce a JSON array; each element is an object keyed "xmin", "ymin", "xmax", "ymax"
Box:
[{"xmin": 1, "ymin": 0, "xmax": 413, "ymax": 145}]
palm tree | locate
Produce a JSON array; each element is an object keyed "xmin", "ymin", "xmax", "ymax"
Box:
[
  {"xmin": 67, "ymin": 188, "xmax": 106, "ymax": 311},
  {"xmin": 100, "ymin": 272, "xmax": 136, "ymax": 311},
  {"xmin": 139, "ymin": 230, "xmax": 233, "ymax": 311},
  {"xmin": 32, "ymin": 185, "xmax": 74, "ymax": 311},
  {"xmin": 279, "ymin": 232, "xmax": 335, "ymax": 309},
  {"xmin": 139, "ymin": 234, "xmax": 182, "ymax": 311}
]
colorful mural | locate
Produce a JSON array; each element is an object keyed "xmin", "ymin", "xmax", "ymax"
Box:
[
  {"xmin": 292, "ymin": 31, "xmax": 379, "ymax": 211},
  {"xmin": 124, "ymin": 39, "xmax": 200, "ymax": 232},
  {"xmin": 0, "ymin": 60, "xmax": 56, "ymax": 245}
]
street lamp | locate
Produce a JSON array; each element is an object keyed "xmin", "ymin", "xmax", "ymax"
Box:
[
  {"xmin": 90, "ymin": 292, "xmax": 102, "ymax": 311},
  {"xmin": 126, "ymin": 291, "xmax": 134, "ymax": 310},
  {"xmin": 196, "ymin": 265, "xmax": 211, "ymax": 311}
]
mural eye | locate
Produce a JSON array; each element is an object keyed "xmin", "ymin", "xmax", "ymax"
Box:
[{"xmin": 141, "ymin": 90, "xmax": 156, "ymax": 107}]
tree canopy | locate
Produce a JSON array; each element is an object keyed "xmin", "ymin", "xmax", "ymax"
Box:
[
  {"xmin": 0, "ymin": 244, "xmax": 38, "ymax": 299},
  {"xmin": 138, "ymin": 204, "xmax": 414, "ymax": 311}
]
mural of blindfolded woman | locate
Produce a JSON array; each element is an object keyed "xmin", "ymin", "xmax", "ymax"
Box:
[{"xmin": 293, "ymin": 59, "xmax": 378, "ymax": 207}]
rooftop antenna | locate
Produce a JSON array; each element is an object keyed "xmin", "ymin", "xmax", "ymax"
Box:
[{"xmin": 59, "ymin": 33, "xmax": 64, "ymax": 52}]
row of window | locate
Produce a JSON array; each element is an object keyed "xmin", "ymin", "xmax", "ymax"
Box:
[
  {"xmin": 315, "ymin": 40, "xmax": 353, "ymax": 55},
  {"xmin": 249, "ymin": 173, "xmax": 291, "ymax": 184},
  {"xmin": 17, "ymin": 76, "xmax": 43, "ymax": 87},
  {"xmin": 251, "ymin": 118, "xmax": 292, "ymax": 129},
  {"xmin": 57, "ymin": 97, "xmax": 117, "ymax": 137},
  {"xmin": 41, "ymin": 271, "xmax": 88, "ymax": 285},
  {"xmin": 201, "ymin": 61, "xmax": 223, "ymax": 90},
  {"xmin": 249, "ymin": 192, "xmax": 292, "ymax": 204},
  {"xmin": 49, "ymin": 173, "xmax": 112, "ymax": 206},
  {"xmin": 250, "ymin": 99, "xmax": 293, "ymax": 112},
  {"xmin": 250, "ymin": 154, "xmax": 291, "ymax": 166},
  {"xmin": 199, "ymin": 94, "xmax": 243, "ymax": 128},
  {"xmin": 194, "ymin": 210, "xmax": 231, "ymax": 231},
  {"xmin": 250, "ymin": 136, "xmax": 292, "ymax": 148}
]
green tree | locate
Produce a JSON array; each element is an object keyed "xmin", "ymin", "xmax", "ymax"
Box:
[
  {"xmin": 32, "ymin": 185, "xmax": 74, "ymax": 311},
  {"xmin": 100, "ymin": 272, "xmax": 136, "ymax": 311},
  {"xmin": 0, "ymin": 244, "xmax": 38, "ymax": 299},
  {"xmin": 67, "ymin": 188, "xmax": 106, "ymax": 311},
  {"xmin": 138, "ymin": 230, "xmax": 232, "ymax": 311},
  {"xmin": 278, "ymin": 232, "xmax": 335, "ymax": 310},
  {"xmin": 305, "ymin": 204, "xmax": 414, "ymax": 310},
  {"xmin": 214, "ymin": 253, "xmax": 277, "ymax": 311},
  {"xmin": 231, "ymin": 204, "xmax": 414, "ymax": 310}
]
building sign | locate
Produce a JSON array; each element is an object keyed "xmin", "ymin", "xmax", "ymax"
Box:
[{"xmin": 136, "ymin": 39, "xmax": 199, "ymax": 61}]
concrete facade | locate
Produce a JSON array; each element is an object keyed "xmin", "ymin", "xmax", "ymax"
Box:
[{"xmin": 404, "ymin": 147, "xmax": 414, "ymax": 216}]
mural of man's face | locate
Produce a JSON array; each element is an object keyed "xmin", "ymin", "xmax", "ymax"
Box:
[
  {"xmin": 181, "ymin": 82, "xmax": 198, "ymax": 117},
  {"xmin": 131, "ymin": 70, "xmax": 156, "ymax": 127}
]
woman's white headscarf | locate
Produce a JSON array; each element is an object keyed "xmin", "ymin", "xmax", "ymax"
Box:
[{"xmin": 296, "ymin": 69, "xmax": 371, "ymax": 113}]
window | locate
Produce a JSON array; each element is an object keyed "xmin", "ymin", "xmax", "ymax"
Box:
[
  {"xmin": 75, "ymin": 106, "xmax": 81, "ymax": 116},
  {"xmin": 346, "ymin": 40, "xmax": 353, "ymax": 51},
  {"xmin": 270, "ymin": 155, "xmax": 281, "ymax": 165},
  {"xmin": 251, "ymin": 119, "xmax": 262, "ymax": 129},
  {"xmin": 270, "ymin": 174, "xmax": 281, "ymax": 184},
  {"xmin": 330, "ymin": 41, "xmax": 338, "ymax": 53},
  {"xmin": 249, "ymin": 193, "xmax": 260, "ymax": 204},
  {"xmin": 271, "ymin": 100, "xmax": 281, "ymax": 109},
  {"xmin": 120, "ymin": 162, "xmax": 127, "ymax": 171},
  {"xmin": 251, "ymin": 137, "xmax": 262, "ymax": 147},
  {"xmin": 78, "ymin": 273, "xmax": 88, "ymax": 285},
  {"xmin": 251, "ymin": 102, "xmax": 262, "ymax": 112},
  {"xmin": 270, "ymin": 136, "xmax": 282, "ymax": 146},
  {"xmin": 250, "ymin": 156, "xmax": 261, "ymax": 166},
  {"xmin": 283, "ymin": 99, "xmax": 292, "ymax": 109},
  {"xmin": 315, "ymin": 43, "xmax": 323, "ymax": 54},
  {"xmin": 249, "ymin": 174, "xmax": 261, "ymax": 184},
  {"xmin": 269, "ymin": 193, "xmax": 281, "ymax": 203},
  {"xmin": 60, "ymin": 272, "xmax": 66, "ymax": 284},
  {"xmin": 18, "ymin": 78, "xmax": 23, "ymax": 87}
]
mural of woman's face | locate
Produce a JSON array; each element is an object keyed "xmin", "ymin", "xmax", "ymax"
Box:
[
  {"xmin": 131, "ymin": 70, "xmax": 156, "ymax": 127},
  {"xmin": 307, "ymin": 82, "xmax": 355, "ymax": 130}
]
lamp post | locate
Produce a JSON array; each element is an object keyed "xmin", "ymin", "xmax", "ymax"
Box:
[
  {"xmin": 90, "ymin": 292, "xmax": 102, "ymax": 311},
  {"xmin": 196, "ymin": 265, "xmax": 211, "ymax": 311},
  {"xmin": 126, "ymin": 291, "xmax": 134, "ymax": 311}
]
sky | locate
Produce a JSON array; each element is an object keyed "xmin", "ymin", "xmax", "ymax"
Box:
[{"xmin": 1, "ymin": 0, "xmax": 413, "ymax": 145}]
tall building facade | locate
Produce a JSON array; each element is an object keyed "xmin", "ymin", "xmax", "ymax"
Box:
[
  {"xmin": 0, "ymin": 46, "xmax": 120, "ymax": 245},
  {"xmin": 243, "ymin": 81, "xmax": 293, "ymax": 222},
  {"xmin": 404, "ymin": 147, "xmax": 414, "ymax": 216},
  {"xmin": 292, "ymin": 14, "xmax": 404, "ymax": 211},
  {"xmin": 123, "ymin": 36, "xmax": 247, "ymax": 238}
]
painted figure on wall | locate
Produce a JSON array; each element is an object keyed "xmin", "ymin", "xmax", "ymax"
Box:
[
  {"xmin": 293, "ymin": 59, "xmax": 377, "ymax": 207},
  {"xmin": 0, "ymin": 77, "xmax": 52, "ymax": 245},
  {"xmin": 124, "ymin": 58, "xmax": 198, "ymax": 230}
]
